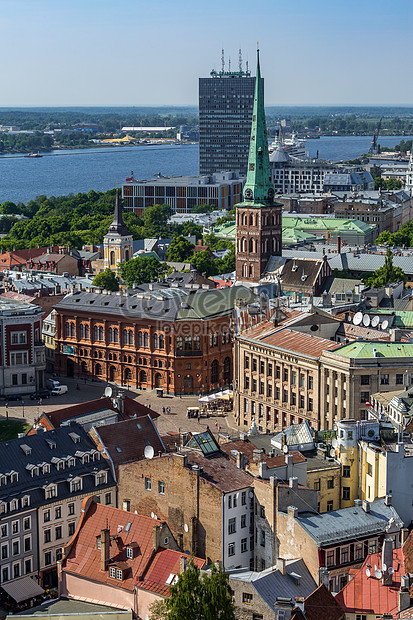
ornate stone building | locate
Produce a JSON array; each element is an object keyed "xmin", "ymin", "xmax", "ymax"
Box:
[{"xmin": 235, "ymin": 50, "xmax": 282, "ymax": 283}]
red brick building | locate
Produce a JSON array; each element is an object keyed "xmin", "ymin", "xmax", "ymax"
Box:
[{"xmin": 54, "ymin": 286, "xmax": 255, "ymax": 394}]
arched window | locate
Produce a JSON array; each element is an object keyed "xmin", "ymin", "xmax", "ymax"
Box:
[
  {"xmin": 138, "ymin": 331, "xmax": 143, "ymax": 347},
  {"xmin": 110, "ymin": 250, "xmax": 115, "ymax": 266},
  {"xmin": 249, "ymin": 214, "xmax": 253, "ymax": 226},
  {"xmin": 154, "ymin": 334, "xmax": 159, "ymax": 349},
  {"xmin": 95, "ymin": 363, "xmax": 102, "ymax": 376},
  {"xmin": 109, "ymin": 366, "xmax": 116, "ymax": 381},
  {"xmin": 213, "ymin": 333, "xmax": 218, "ymax": 346},
  {"xmin": 125, "ymin": 249, "xmax": 129, "ymax": 262},
  {"xmin": 184, "ymin": 336, "xmax": 192, "ymax": 351},
  {"xmin": 81, "ymin": 361, "xmax": 87, "ymax": 375},
  {"xmin": 108, "ymin": 353, "xmax": 112, "ymax": 361},
  {"xmin": 176, "ymin": 336, "xmax": 183, "ymax": 351},
  {"xmin": 128, "ymin": 355, "xmax": 132, "ymax": 363},
  {"xmin": 113, "ymin": 354, "xmax": 117, "ymax": 361},
  {"xmin": 93, "ymin": 326, "xmax": 98, "ymax": 341},
  {"xmin": 144, "ymin": 333, "xmax": 149, "ymax": 347},
  {"xmin": 98, "ymin": 351, "xmax": 102, "ymax": 358},
  {"xmin": 242, "ymin": 237, "xmax": 247, "ymax": 252},
  {"xmin": 114, "ymin": 328, "xmax": 119, "ymax": 343},
  {"xmin": 209, "ymin": 333, "xmax": 213, "ymax": 348},
  {"xmin": 158, "ymin": 361, "xmax": 162, "ymax": 368},
  {"xmin": 243, "ymin": 263, "xmax": 248, "ymax": 278},
  {"xmin": 249, "ymin": 238, "xmax": 254, "ymax": 253},
  {"xmin": 70, "ymin": 323, "xmax": 75, "ymax": 338},
  {"xmin": 155, "ymin": 373, "xmax": 162, "ymax": 388},
  {"xmin": 249, "ymin": 264, "xmax": 253, "ymax": 277},
  {"xmin": 123, "ymin": 329, "xmax": 128, "ymax": 345},
  {"xmin": 154, "ymin": 360, "xmax": 158, "ymax": 367},
  {"xmin": 85, "ymin": 325, "xmax": 90, "ymax": 339},
  {"xmin": 223, "ymin": 357, "xmax": 231, "ymax": 382},
  {"xmin": 193, "ymin": 336, "xmax": 200, "ymax": 351},
  {"xmin": 109, "ymin": 328, "xmax": 113, "ymax": 343},
  {"xmin": 125, "ymin": 368, "xmax": 132, "ymax": 381},
  {"xmin": 65, "ymin": 322, "xmax": 70, "ymax": 337},
  {"xmin": 140, "ymin": 370, "xmax": 147, "ymax": 383},
  {"xmin": 159, "ymin": 334, "xmax": 164, "ymax": 349},
  {"xmin": 99, "ymin": 326, "xmax": 104, "ymax": 341},
  {"xmin": 80, "ymin": 324, "xmax": 84, "ymax": 339},
  {"xmin": 129, "ymin": 331, "xmax": 134, "ymax": 345},
  {"xmin": 211, "ymin": 360, "xmax": 219, "ymax": 384}
]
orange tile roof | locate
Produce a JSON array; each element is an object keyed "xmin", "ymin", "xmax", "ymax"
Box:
[
  {"xmin": 243, "ymin": 325, "xmax": 339, "ymax": 358},
  {"xmin": 335, "ymin": 547, "xmax": 404, "ymax": 616},
  {"xmin": 303, "ymin": 584, "xmax": 344, "ymax": 620},
  {"xmin": 63, "ymin": 498, "xmax": 203, "ymax": 595}
]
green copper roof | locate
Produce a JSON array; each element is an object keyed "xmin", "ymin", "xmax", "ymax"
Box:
[
  {"xmin": 239, "ymin": 49, "xmax": 274, "ymax": 207},
  {"xmin": 335, "ymin": 342, "xmax": 413, "ymax": 359},
  {"xmin": 368, "ymin": 310, "xmax": 413, "ymax": 328},
  {"xmin": 282, "ymin": 217, "xmax": 375, "ymax": 234}
]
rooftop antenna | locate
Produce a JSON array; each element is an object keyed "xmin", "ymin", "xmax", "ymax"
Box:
[
  {"xmin": 239, "ymin": 48, "xmax": 242, "ymax": 72},
  {"xmin": 228, "ymin": 56, "xmax": 231, "ymax": 72},
  {"xmin": 246, "ymin": 58, "xmax": 249, "ymax": 74},
  {"xmin": 221, "ymin": 48, "xmax": 225, "ymax": 73}
]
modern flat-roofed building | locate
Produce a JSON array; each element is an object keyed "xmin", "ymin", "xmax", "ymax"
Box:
[
  {"xmin": 122, "ymin": 172, "xmax": 244, "ymax": 216},
  {"xmin": 199, "ymin": 58, "xmax": 258, "ymax": 175}
]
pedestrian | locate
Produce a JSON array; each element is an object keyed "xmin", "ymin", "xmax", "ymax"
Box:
[
  {"xmin": 39, "ymin": 398, "xmax": 42, "ymax": 406},
  {"xmin": 197, "ymin": 411, "xmax": 200, "ymax": 424},
  {"xmin": 162, "ymin": 407, "xmax": 165, "ymax": 415},
  {"xmin": 167, "ymin": 406, "xmax": 171, "ymax": 415}
]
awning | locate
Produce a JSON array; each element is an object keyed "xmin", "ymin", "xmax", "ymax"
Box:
[{"xmin": 2, "ymin": 575, "xmax": 44, "ymax": 602}]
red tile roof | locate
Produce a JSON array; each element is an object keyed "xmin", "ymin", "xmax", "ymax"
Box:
[
  {"xmin": 183, "ymin": 450, "xmax": 253, "ymax": 493},
  {"xmin": 27, "ymin": 396, "xmax": 159, "ymax": 434},
  {"xmin": 335, "ymin": 547, "xmax": 404, "ymax": 616},
  {"xmin": 94, "ymin": 416, "xmax": 165, "ymax": 467},
  {"xmin": 62, "ymin": 498, "xmax": 204, "ymax": 595},
  {"xmin": 220, "ymin": 438, "xmax": 306, "ymax": 471}
]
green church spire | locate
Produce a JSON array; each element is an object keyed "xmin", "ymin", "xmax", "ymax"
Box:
[{"xmin": 242, "ymin": 48, "xmax": 274, "ymax": 206}]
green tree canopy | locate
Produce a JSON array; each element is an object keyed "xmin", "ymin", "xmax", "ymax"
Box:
[
  {"xmin": 150, "ymin": 561, "xmax": 235, "ymax": 620},
  {"xmin": 366, "ymin": 248, "xmax": 406, "ymax": 287},
  {"xmin": 92, "ymin": 268, "xmax": 120, "ymax": 291},
  {"xmin": 119, "ymin": 256, "xmax": 168, "ymax": 287},
  {"xmin": 142, "ymin": 204, "xmax": 173, "ymax": 237},
  {"xmin": 166, "ymin": 236, "xmax": 195, "ymax": 262}
]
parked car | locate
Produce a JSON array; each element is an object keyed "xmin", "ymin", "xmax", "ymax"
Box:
[
  {"xmin": 5, "ymin": 394, "xmax": 22, "ymax": 401},
  {"xmin": 51, "ymin": 385, "xmax": 68, "ymax": 396},
  {"xmin": 30, "ymin": 389, "xmax": 51, "ymax": 400},
  {"xmin": 46, "ymin": 379, "xmax": 61, "ymax": 389}
]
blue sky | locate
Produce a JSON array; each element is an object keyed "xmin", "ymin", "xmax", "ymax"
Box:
[{"xmin": 1, "ymin": 0, "xmax": 412, "ymax": 106}]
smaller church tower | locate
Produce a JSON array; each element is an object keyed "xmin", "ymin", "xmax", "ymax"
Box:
[
  {"xmin": 235, "ymin": 48, "xmax": 282, "ymax": 283},
  {"xmin": 104, "ymin": 189, "xmax": 133, "ymax": 272}
]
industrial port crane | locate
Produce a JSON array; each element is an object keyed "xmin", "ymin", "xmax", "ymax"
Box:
[{"xmin": 369, "ymin": 117, "xmax": 382, "ymax": 153}]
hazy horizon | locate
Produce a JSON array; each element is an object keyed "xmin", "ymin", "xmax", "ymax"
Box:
[{"xmin": 1, "ymin": 0, "xmax": 411, "ymax": 107}]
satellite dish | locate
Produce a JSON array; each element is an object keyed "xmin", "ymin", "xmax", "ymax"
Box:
[
  {"xmin": 382, "ymin": 320, "xmax": 389, "ymax": 331},
  {"xmin": 353, "ymin": 312, "xmax": 363, "ymax": 326},
  {"xmin": 371, "ymin": 316, "xmax": 380, "ymax": 328},
  {"xmin": 388, "ymin": 567, "xmax": 395, "ymax": 575},
  {"xmin": 363, "ymin": 314, "xmax": 371, "ymax": 327},
  {"xmin": 283, "ymin": 445, "xmax": 288, "ymax": 454},
  {"xmin": 144, "ymin": 445, "xmax": 154, "ymax": 459},
  {"xmin": 151, "ymin": 512, "xmax": 155, "ymax": 518},
  {"xmin": 104, "ymin": 386, "xmax": 113, "ymax": 397},
  {"xmin": 330, "ymin": 448, "xmax": 335, "ymax": 457},
  {"xmin": 375, "ymin": 569, "xmax": 383, "ymax": 579},
  {"xmin": 366, "ymin": 568, "xmax": 371, "ymax": 577},
  {"xmin": 382, "ymin": 563, "xmax": 387, "ymax": 572},
  {"xmin": 184, "ymin": 523, "xmax": 189, "ymax": 533}
]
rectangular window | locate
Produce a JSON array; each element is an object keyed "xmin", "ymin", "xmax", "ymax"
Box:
[
  {"xmin": 354, "ymin": 542, "xmax": 364, "ymax": 560},
  {"xmin": 327, "ymin": 501, "xmax": 334, "ymax": 512},
  {"xmin": 360, "ymin": 375, "xmax": 370, "ymax": 385},
  {"xmin": 13, "ymin": 563, "xmax": 20, "ymax": 578},
  {"xmin": 228, "ymin": 542, "xmax": 235, "ymax": 557},
  {"xmin": 109, "ymin": 566, "xmax": 116, "ymax": 578},
  {"xmin": 44, "ymin": 552, "xmax": 52, "ymax": 566},
  {"xmin": 158, "ymin": 481, "xmax": 165, "ymax": 495},
  {"xmin": 360, "ymin": 392, "xmax": 369, "ymax": 403},
  {"xmin": 241, "ymin": 514, "xmax": 247, "ymax": 528},
  {"xmin": 308, "ymin": 376, "xmax": 313, "ymax": 390},
  {"xmin": 242, "ymin": 592, "xmax": 253, "ymax": 604},
  {"xmin": 342, "ymin": 465, "xmax": 351, "ymax": 478},
  {"xmin": 228, "ymin": 518, "xmax": 236, "ymax": 534},
  {"xmin": 340, "ymin": 546, "xmax": 349, "ymax": 564},
  {"xmin": 342, "ymin": 487, "xmax": 350, "ymax": 500},
  {"xmin": 126, "ymin": 546, "xmax": 133, "ymax": 559},
  {"xmin": 68, "ymin": 503, "xmax": 75, "ymax": 515},
  {"xmin": 252, "ymin": 359, "xmax": 257, "ymax": 372},
  {"xmin": 326, "ymin": 549, "xmax": 335, "ymax": 567},
  {"xmin": 381, "ymin": 374, "xmax": 389, "ymax": 385},
  {"xmin": 12, "ymin": 521, "xmax": 19, "ymax": 534},
  {"xmin": 1, "ymin": 544, "xmax": 7, "ymax": 559},
  {"xmin": 55, "ymin": 506, "xmax": 62, "ymax": 520},
  {"xmin": 68, "ymin": 522, "xmax": 75, "ymax": 536},
  {"xmin": 260, "ymin": 530, "xmax": 265, "ymax": 547},
  {"xmin": 105, "ymin": 493, "xmax": 112, "ymax": 505},
  {"xmin": 368, "ymin": 539, "xmax": 377, "ymax": 554},
  {"xmin": 55, "ymin": 526, "xmax": 62, "ymax": 540},
  {"xmin": 241, "ymin": 491, "xmax": 246, "ymax": 506},
  {"xmin": 396, "ymin": 374, "xmax": 404, "ymax": 385},
  {"xmin": 1, "ymin": 524, "xmax": 7, "ymax": 537},
  {"xmin": 24, "ymin": 537, "xmax": 31, "ymax": 552},
  {"xmin": 228, "ymin": 495, "xmax": 232, "ymax": 509},
  {"xmin": 2, "ymin": 567, "xmax": 8, "ymax": 582},
  {"xmin": 367, "ymin": 462, "xmax": 372, "ymax": 476},
  {"xmin": 327, "ymin": 477, "xmax": 334, "ymax": 489},
  {"xmin": 25, "ymin": 558, "xmax": 32, "ymax": 574},
  {"xmin": 44, "ymin": 529, "xmax": 51, "ymax": 544},
  {"xmin": 241, "ymin": 538, "xmax": 248, "ymax": 553}
]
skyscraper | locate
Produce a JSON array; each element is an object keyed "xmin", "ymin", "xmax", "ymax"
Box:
[
  {"xmin": 235, "ymin": 49, "xmax": 282, "ymax": 283},
  {"xmin": 199, "ymin": 51, "xmax": 258, "ymax": 175}
]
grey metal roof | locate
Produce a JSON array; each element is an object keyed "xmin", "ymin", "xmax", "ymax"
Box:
[
  {"xmin": 270, "ymin": 146, "xmax": 291, "ymax": 163},
  {"xmin": 0, "ymin": 424, "xmax": 114, "ymax": 509},
  {"xmin": 293, "ymin": 499, "xmax": 403, "ymax": 545},
  {"xmin": 229, "ymin": 559, "xmax": 317, "ymax": 612}
]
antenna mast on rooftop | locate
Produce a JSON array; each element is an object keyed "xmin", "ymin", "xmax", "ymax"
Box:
[
  {"xmin": 228, "ymin": 56, "xmax": 231, "ymax": 72},
  {"xmin": 221, "ymin": 48, "xmax": 225, "ymax": 73},
  {"xmin": 239, "ymin": 48, "xmax": 243, "ymax": 72}
]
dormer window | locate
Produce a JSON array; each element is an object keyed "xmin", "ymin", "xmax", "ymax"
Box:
[
  {"xmin": 126, "ymin": 546, "xmax": 133, "ymax": 559},
  {"xmin": 109, "ymin": 566, "xmax": 116, "ymax": 579},
  {"xmin": 46, "ymin": 439, "xmax": 56, "ymax": 449},
  {"xmin": 0, "ymin": 503, "xmax": 6, "ymax": 515},
  {"xmin": 96, "ymin": 537, "xmax": 101, "ymax": 550},
  {"xmin": 67, "ymin": 458, "xmax": 76, "ymax": 468},
  {"xmin": 10, "ymin": 499, "xmax": 18, "ymax": 511},
  {"xmin": 20, "ymin": 444, "xmax": 31, "ymax": 456},
  {"xmin": 45, "ymin": 485, "xmax": 57, "ymax": 500},
  {"xmin": 57, "ymin": 461, "xmax": 65, "ymax": 471},
  {"xmin": 69, "ymin": 432, "xmax": 80, "ymax": 444},
  {"xmin": 116, "ymin": 569, "xmax": 123, "ymax": 580},
  {"xmin": 43, "ymin": 464, "xmax": 50, "ymax": 474},
  {"xmin": 31, "ymin": 467, "xmax": 39, "ymax": 477},
  {"xmin": 95, "ymin": 472, "xmax": 107, "ymax": 486},
  {"xmin": 10, "ymin": 473, "xmax": 18, "ymax": 484},
  {"xmin": 70, "ymin": 478, "xmax": 82, "ymax": 493},
  {"xmin": 82, "ymin": 455, "xmax": 89, "ymax": 464},
  {"xmin": 22, "ymin": 496, "xmax": 30, "ymax": 508},
  {"xmin": 0, "ymin": 476, "xmax": 6, "ymax": 486}
]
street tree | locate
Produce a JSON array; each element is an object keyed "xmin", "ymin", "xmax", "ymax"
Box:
[
  {"xmin": 119, "ymin": 256, "xmax": 168, "ymax": 287},
  {"xmin": 166, "ymin": 236, "xmax": 195, "ymax": 262},
  {"xmin": 92, "ymin": 268, "xmax": 120, "ymax": 291}
]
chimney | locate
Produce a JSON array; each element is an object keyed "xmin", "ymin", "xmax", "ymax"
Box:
[
  {"xmin": 288, "ymin": 506, "xmax": 298, "ymax": 521},
  {"xmin": 180, "ymin": 556, "xmax": 188, "ymax": 574},
  {"xmin": 385, "ymin": 493, "xmax": 392, "ymax": 506},
  {"xmin": 319, "ymin": 567, "xmax": 329, "ymax": 589},
  {"xmin": 401, "ymin": 528, "xmax": 409, "ymax": 544},
  {"xmin": 152, "ymin": 525, "xmax": 161, "ymax": 550},
  {"xmin": 362, "ymin": 500, "xmax": 370, "ymax": 513},
  {"xmin": 289, "ymin": 477, "xmax": 298, "ymax": 489},
  {"xmin": 100, "ymin": 528, "xmax": 110, "ymax": 571},
  {"xmin": 281, "ymin": 433, "xmax": 287, "ymax": 451},
  {"xmin": 295, "ymin": 597, "xmax": 304, "ymax": 612},
  {"xmin": 337, "ymin": 235, "xmax": 341, "ymax": 254},
  {"xmin": 382, "ymin": 538, "xmax": 394, "ymax": 586},
  {"xmin": 285, "ymin": 453, "xmax": 293, "ymax": 479},
  {"xmin": 236, "ymin": 451, "xmax": 245, "ymax": 470},
  {"xmin": 399, "ymin": 576, "xmax": 411, "ymax": 612},
  {"xmin": 174, "ymin": 454, "xmax": 187, "ymax": 468},
  {"xmin": 276, "ymin": 558, "xmax": 286, "ymax": 575},
  {"xmin": 239, "ymin": 432, "xmax": 248, "ymax": 441},
  {"xmin": 354, "ymin": 499, "xmax": 362, "ymax": 507}
]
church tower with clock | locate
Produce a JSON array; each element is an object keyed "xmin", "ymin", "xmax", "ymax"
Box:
[{"xmin": 235, "ymin": 49, "xmax": 282, "ymax": 283}]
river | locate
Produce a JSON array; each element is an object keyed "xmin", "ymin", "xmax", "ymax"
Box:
[{"xmin": 0, "ymin": 135, "xmax": 412, "ymax": 204}]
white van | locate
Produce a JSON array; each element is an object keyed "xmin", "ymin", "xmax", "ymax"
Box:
[{"xmin": 51, "ymin": 385, "xmax": 68, "ymax": 396}]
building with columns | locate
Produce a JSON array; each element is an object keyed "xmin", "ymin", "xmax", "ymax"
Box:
[
  {"xmin": 103, "ymin": 191, "xmax": 133, "ymax": 272},
  {"xmin": 235, "ymin": 50, "xmax": 282, "ymax": 283}
]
